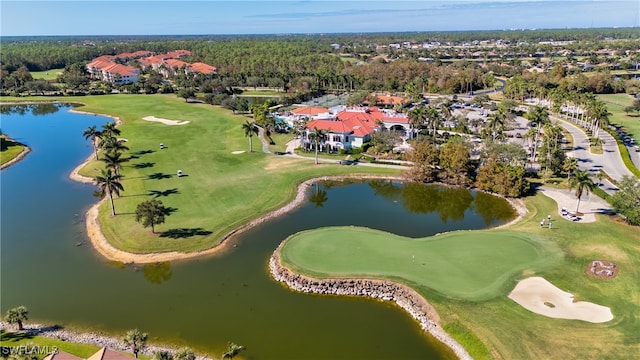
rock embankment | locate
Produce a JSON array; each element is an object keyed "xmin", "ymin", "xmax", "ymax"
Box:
[
  {"xmin": 0, "ymin": 322, "xmax": 210, "ymax": 360},
  {"xmin": 269, "ymin": 250, "xmax": 473, "ymax": 360}
]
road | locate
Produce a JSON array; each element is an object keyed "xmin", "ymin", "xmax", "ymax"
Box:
[{"xmin": 555, "ymin": 117, "xmax": 634, "ymax": 193}]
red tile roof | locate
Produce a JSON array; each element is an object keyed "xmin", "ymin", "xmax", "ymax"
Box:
[
  {"xmin": 102, "ymin": 63, "xmax": 138, "ymax": 77},
  {"xmin": 307, "ymin": 117, "xmax": 376, "ymax": 137},
  {"xmin": 374, "ymin": 94, "xmax": 409, "ymax": 105},
  {"xmin": 306, "ymin": 107, "xmax": 407, "ymax": 137},
  {"xmin": 164, "ymin": 59, "xmax": 190, "ymax": 69},
  {"xmin": 116, "ymin": 50, "xmax": 152, "ymax": 59},
  {"xmin": 139, "ymin": 55, "xmax": 166, "ymax": 67},
  {"xmin": 43, "ymin": 350, "xmax": 82, "ymax": 360},
  {"xmin": 291, "ymin": 106, "xmax": 329, "ymax": 116},
  {"xmin": 87, "ymin": 59, "xmax": 114, "ymax": 70},
  {"xmin": 189, "ymin": 62, "xmax": 217, "ymax": 74},
  {"xmin": 166, "ymin": 49, "xmax": 191, "ymax": 58},
  {"xmin": 87, "ymin": 348, "xmax": 134, "ymax": 360}
]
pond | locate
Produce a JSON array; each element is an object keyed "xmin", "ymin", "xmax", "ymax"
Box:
[{"xmin": 0, "ymin": 104, "xmax": 515, "ymax": 359}]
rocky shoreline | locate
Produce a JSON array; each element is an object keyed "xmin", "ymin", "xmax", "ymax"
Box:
[
  {"xmin": 0, "ymin": 322, "xmax": 210, "ymax": 360},
  {"xmin": 268, "ymin": 247, "xmax": 473, "ymax": 360}
]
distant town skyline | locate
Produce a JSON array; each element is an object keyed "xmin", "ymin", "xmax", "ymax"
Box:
[{"xmin": 1, "ymin": 0, "xmax": 639, "ymax": 37}]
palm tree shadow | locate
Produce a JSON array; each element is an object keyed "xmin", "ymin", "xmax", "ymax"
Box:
[
  {"xmin": 146, "ymin": 172, "xmax": 173, "ymax": 180},
  {"xmin": 149, "ymin": 188, "xmax": 180, "ymax": 198},
  {"xmin": 129, "ymin": 150, "xmax": 155, "ymax": 159},
  {"xmin": 163, "ymin": 207, "xmax": 178, "ymax": 216},
  {"xmin": 133, "ymin": 162, "xmax": 154, "ymax": 169},
  {"xmin": 160, "ymin": 228, "xmax": 212, "ymax": 239}
]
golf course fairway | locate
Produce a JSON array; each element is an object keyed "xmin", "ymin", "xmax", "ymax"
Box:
[{"xmin": 279, "ymin": 227, "xmax": 562, "ymax": 301}]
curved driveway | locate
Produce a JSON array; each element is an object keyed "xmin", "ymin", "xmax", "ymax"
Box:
[{"xmin": 555, "ymin": 117, "xmax": 633, "ymax": 192}]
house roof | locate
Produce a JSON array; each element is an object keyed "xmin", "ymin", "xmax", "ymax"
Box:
[
  {"xmin": 374, "ymin": 94, "xmax": 408, "ymax": 105},
  {"xmin": 101, "ymin": 63, "xmax": 138, "ymax": 77},
  {"xmin": 116, "ymin": 51, "xmax": 152, "ymax": 59},
  {"xmin": 166, "ymin": 49, "xmax": 191, "ymax": 58},
  {"xmin": 291, "ymin": 107, "xmax": 329, "ymax": 116},
  {"xmin": 139, "ymin": 55, "xmax": 166, "ymax": 67},
  {"xmin": 336, "ymin": 107, "xmax": 408, "ymax": 124},
  {"xmin": 87, "ymin": 348, "xmax": 135, "ymax": 360},
  {"xmin": 164, "ymin": 59, "xmax": 190, "ymax": 69},
  {"xmin": 190, "ymin": 62, "xmax": 217, "ymax": 74},
  {"xmin": 43, "ymin": 350, "xmax": 83, "ymax": 360},
  {"xmin": 306, "ymin": 118, "xmax": 375, "ymax": 137},
  {"xmin": 87, "ymin": 59, "xmax": 114, "ymax": 70}
]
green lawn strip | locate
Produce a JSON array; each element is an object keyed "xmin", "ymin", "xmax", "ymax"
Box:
[
  {"xmin": 442, "ymin": 321, "xmax": 492, "ymax": 360},
  {"xmin": 240, "ymin": 90, "xmax": 282, "ymax": 96},
  {"xmin": 29, "ymin": 68, "xmax": 65, "ymax": 81},
  {"xmin": 280, "ymin": 226, "xmax": 562, "ymax": 301},
  {"xmin": 598, "ymin": 93, "xmax": 640, "ymax": 141},
  {"xmin": 0, "ymin": 330, "xmax": 101, "ymax": 359},
  {"xmin": 1, "ymin": 135, "xmax": 27, "ymax": 166},
  {"xmin": 266, "ymin": 132, "xmax": 294, "ymax": 153}
]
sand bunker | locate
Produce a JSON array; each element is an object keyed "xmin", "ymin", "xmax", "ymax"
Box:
[
  {"xmin": 231, "ymin": 150, "xmax": 246, "ymax": 154},
  {"xmin": 142, "ymin": 116, "xmax": 190, "ymax": 126},
  {"xmin": 508, "ymin": 277, "xmax": 613, "ymax": 323}
]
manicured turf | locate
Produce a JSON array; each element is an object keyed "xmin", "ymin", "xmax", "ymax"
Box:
[
  {"xmin": 29, "ymin": 68, "xmax": 64, "ymax": 81},
  {"xmin": 0, "ymin": 330, "xmax": 101, "ymax": 359},
  {"xmin": 598, "ymin": 93, "xmax": 640, "ymax": 141},
  {"xmin": 280, "ymin": 227, "xmax": 561, "ymax": 301},
  {"xmin": 1, "ymin": 135, "xmax": 27, "ymax": 166}
]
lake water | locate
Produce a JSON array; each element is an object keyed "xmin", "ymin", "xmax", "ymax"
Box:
[{"xmin": 0, "ymin": 104, "xmax": 515, "ymax": 359}]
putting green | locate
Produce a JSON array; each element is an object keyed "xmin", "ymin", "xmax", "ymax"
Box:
[{"xmin": 280, "ymin": 227, "xmax": 562, "ymax": 301}]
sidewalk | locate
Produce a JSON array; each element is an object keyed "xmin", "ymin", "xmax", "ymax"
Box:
[{"xmin": 538, "ymin": 186, "xmax": 612, "ymax": 223}]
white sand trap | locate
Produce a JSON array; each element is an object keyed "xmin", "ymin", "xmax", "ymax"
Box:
[
  {"xmin": 142, "ymin": 116, "xmax": 190, "ymax": 126},
  {"xmin": 508, "ymin": 277, "xmax": 613, "ymax": 323},
  {"xmin": 231, "ymin": 151, "xmax": 246, "ymax": 154}
]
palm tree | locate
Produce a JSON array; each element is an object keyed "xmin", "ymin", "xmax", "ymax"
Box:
[
  {"xmin": 408, "ymin": 105, "xmax": 427, "ymax": 137},
  {"xmin": 569, "ymin": 170, "xmax": 595, "ymax": 214},
  {"xmin": 83, "ymin": 126, "xmax": 102, "ymax": 160},
  {"xmin": 528, "ymin": 105, "xmax": 550, "ymax": 127},
  {"xmin": 95, "ymin": 169, "xmax": 124, "ymax": 216},
  {"xmin": 123, "ymin": 329, "xmax": 148, "ymax": 359},
  {"xmin": 308, "ymin": 127, "xmax": 325, "ymax": 165},
  {"xmin": 563, "ymin": 157, "xmax": 578, "ymax": 181},
  {"xmin": 242, "ymin": 120, "xmax": 259, "ymax": 152},
  {"xmin": 101, "ymin": 137, "xmax": 129, "ymax": 155},
  {"xmin": 222, "ymin": 342, "xmax": 245, "ymax": 360},
  {"xmin": 5, "ymin": 306, "xmax": 28, "ymax": 330},
  {"xmin": 101, "ymin": 151, "xmax": 128, "ymax": 176},
  {"xmin": 102, "ymin": 121, "xmax": 121, "ymax": 138}
]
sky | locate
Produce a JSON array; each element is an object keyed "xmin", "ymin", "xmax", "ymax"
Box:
[{"xmin": 1, "ymin": 0, "xmax": 639, "ymax": 36}]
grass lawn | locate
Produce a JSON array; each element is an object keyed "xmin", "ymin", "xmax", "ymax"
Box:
[
  {"xmin": 0, "ymin": 330, "xmax": 101, "ymax": 359},
  {"xmin": 240, "ymin": 90, "xmax": 282, "ymax": 96},
  {"xmin": 2, "ymin": 94, "xmax": 399, "ymax": 254},
  {"xmin": 29, "ymin": 68, "xmax": 64, "ymax": 81},
  {"xmin": 266, "ymin": 132, "xmax": 294, "ymax": 153},
  {"xmin": 280, "ymin": 227, "xmax": 562, "ymax": 301},
  {"xmin": 278, "ymin": 191, "xmax": 640, "ymax": 359},
  {"xmin": 1, "ymin": 135, "xmax": 27, "ymax": 166},
  {"xmin": 598, "ymin": 93, "xmax": 640, "ymax": 141}
]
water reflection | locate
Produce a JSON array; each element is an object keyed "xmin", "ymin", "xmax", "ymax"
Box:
[
  {"xmin": 0, "ymin": 103, "xmax": 62, "ymax": 116},
  {"xmin": 142, "ymin": 262, "xmax": 172, "ymax": 284},
  {"xmin": 308, "ymin": 183, "xmax": 328, "ymax": 208},
  {"xmin": 367, "ymin": 179, "xmax": 514, "ymax": 225}
]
